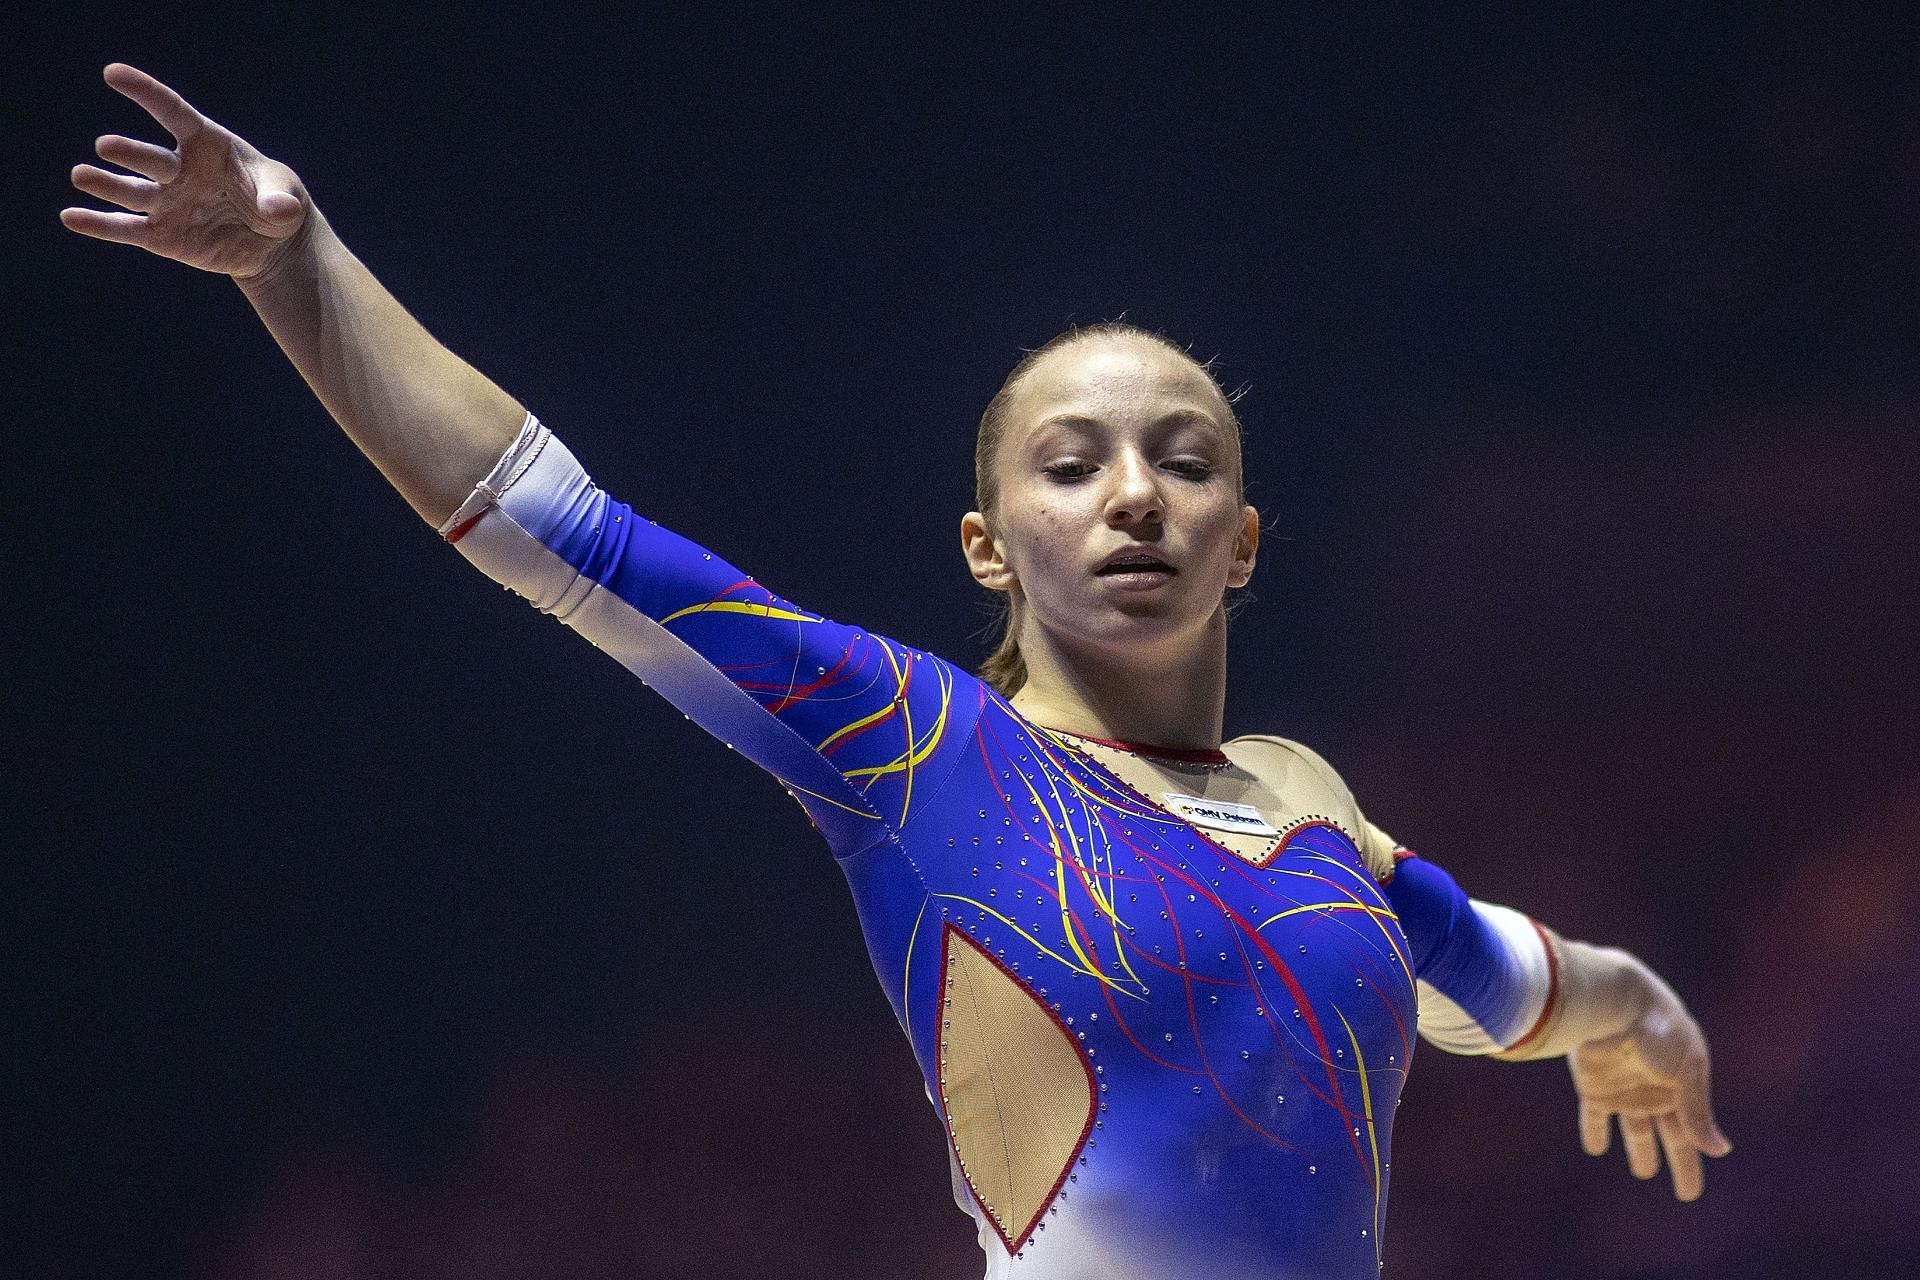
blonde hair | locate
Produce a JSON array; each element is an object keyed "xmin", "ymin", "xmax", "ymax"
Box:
[{"xmin": 973, "ymin": 322, "xmax": 1248, "ymax": 697}]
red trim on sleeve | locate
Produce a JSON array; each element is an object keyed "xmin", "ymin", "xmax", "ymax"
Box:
[
  {"xmin": 1499, "ymin": 917, "xmax": 1561, "ymax": 1055},
  {"xmin": 1376, "ymin": 846, "xmax": 1418, "ymax": 885},
  {"xmin": 444, "ymin": 510, "xmax": 488, "ymax": 544}
]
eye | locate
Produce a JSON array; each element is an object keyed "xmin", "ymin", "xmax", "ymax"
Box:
[
  {"xmin": 1163, "ymin": 457, "xmax": 1215, "ymax": 479},
  {"xmin": 1043, "ymin": 460, "xmax": 1097, "ymax": 480}
]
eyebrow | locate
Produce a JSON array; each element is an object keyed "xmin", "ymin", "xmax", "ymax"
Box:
[{"xmin": 1027, "ymin": 408, "xmax": 1225, "ymax": 441}]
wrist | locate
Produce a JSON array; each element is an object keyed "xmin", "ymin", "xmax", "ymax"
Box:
[
  {"xmin": 1581, "ymin": 944, "xmax": 1659, "ymax": 1033},
  {"xmin": 233, "ymin": 202, "xmax": 331, "ymax": 292},
  {"xmin": 1503, "ymin": 938, "xmax": 1656, "ymax": 1059}
]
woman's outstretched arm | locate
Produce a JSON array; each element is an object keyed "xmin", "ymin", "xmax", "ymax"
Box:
[
  {"xmin": 61, "ymin": 63, "xmax": 522, "ymax": 525},
  {"xmin": 1372, "ymin": 827, "xmax": 1732, "ymax": 1202},
  {"xmin": 1494, "ymin": 934, "xmax": 1735, "ymax": 1202},
  {"xmin": 61, "ymin": 63, "xmax": 977, "ymax": 853}
]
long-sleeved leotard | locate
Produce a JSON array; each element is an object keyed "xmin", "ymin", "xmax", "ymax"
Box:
[{"xmin": 438, "ymin": 415, "xmax": 1564, "ymax": 1280}]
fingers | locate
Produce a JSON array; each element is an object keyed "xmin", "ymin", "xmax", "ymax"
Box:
[
  {"xmin": 1620, "ymin": 1114, "xmax": 1660, "ymax": 1180},
  {"xmin": 102, "ymin": 63, "xmax": 203, "ymax": 143},
  {"xmin": 96, "ymin": 134, "xmax": 181, "ymax": 183},
  {"xmin": 1678, "ymin": 1070, "xmax": 1734, "ymax": 1158},
  {"xmin": 1579, "ymin": 1098, "xmax": 1611, "ymax": 1157},
  {"xmin": 1568, "ymin": 1000, "xmax": 1729, "ymax": 1200},
  {"xmin": 71, "ymin": 163, "xmax": 161, "ymax": 213},
  {"xmin": 1656, "ymin": 1113, "xmax": 1705, "ymax": 1202},
  {"xmin": 57, "ymin": 207, "xmax": 151, "ymax": 249}
]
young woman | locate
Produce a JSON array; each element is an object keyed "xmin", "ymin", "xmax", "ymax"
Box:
[{"xmin": 64, "ymin": 63, "xmax": 1729, "ymax": 1279}]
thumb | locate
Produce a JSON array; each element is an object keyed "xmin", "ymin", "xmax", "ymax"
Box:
[
  {"xmin": 258, "ymin": 189, "xmax": 303, "ymax": 223},
  {"xmin": 236, "ymin": 148, "xmax": 307, "ymax": 233}
]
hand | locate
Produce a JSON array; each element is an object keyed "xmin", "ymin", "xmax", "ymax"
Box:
[
  {"xmin": 61, "ymin": 64, "xmax": 310, "ymax": 280},
  {"xmin": 1567, "ymin": 971, "xmax": 1733, "ymax": 1201}
]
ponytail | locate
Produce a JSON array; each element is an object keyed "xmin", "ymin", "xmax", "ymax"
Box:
[{"xmin": 977, "ymin": 604, "xmax": 1028, "ymax": 697}]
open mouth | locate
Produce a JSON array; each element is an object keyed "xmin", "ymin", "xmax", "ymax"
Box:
[{"xmin": 1095, "ymin": 553, "xmax": 1177, "ymax": 576}]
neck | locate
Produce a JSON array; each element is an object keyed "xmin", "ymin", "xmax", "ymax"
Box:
[{"xmin": 1008, "ymin": 606, "xmax": 1230, "ymax": 751}]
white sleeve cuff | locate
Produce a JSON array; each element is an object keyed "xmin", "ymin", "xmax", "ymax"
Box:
[
  {"xmin": 435, "ymin": 413, "xmax": 610, "ymax": 621},
  {"xmin": 1415, "ymin": 900, "xmax": 1555, "ymax": 1056},
  {"xmin": 437, "ymin": 411, "xmax": 546, "ymax": 538}
]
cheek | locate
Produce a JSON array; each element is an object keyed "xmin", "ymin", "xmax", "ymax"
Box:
[
  {"xmin": 1007, "ymin": 511, "xmax": 1059, "ymax": 567},
  {"xmin": 1188, "ymin": 501, "xmax": 1250, "ymax": 573},
  {"xmin": 1001, "ymin": 485, "xmax": 1069, "ymax": 538},
  {"xmin": 1000, "ymin": 499, "xmax": 1087, "ymax": 581}
]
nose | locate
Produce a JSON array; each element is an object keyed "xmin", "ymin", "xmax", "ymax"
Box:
[{"xmin": 1103, "ymin": 451, "xmax": 1165, "ymax": 528}]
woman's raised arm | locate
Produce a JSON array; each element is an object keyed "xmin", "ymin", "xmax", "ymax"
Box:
[
  {"xmin": 59, "ymin": 63, "xmax": 977, "ymax": 853},
  {"xmin": 61, "ymin": 63, "xmax": 523, "ymax": 526}
]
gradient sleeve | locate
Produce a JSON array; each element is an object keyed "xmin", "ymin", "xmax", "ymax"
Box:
[
  {"xmin": 1383, "ymin": 851, "xmax": 1561, "ymax": 1057},
  {"xmin": 436, "ymin": 413, "xmax": 970, "ymax": 852}
]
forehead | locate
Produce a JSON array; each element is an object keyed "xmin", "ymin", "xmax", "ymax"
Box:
[{"xmin": 1006, "ymin": 337, "xmax": 1228, "ymax": 436}]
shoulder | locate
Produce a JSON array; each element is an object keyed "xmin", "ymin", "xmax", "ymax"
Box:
[
  {"xmin": 1226, "ymin": 734, "xmax": 1397, "ymax": 882},
  {"xmin": 1225, "ymin": 733, "xmax": 1355, "ymax": 804}
]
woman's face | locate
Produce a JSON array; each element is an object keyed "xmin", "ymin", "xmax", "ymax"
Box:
[{"xmin": 963, "ymin": 335, "xmax": 1259, "ymax": 659}]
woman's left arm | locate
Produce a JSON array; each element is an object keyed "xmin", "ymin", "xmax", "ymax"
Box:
[
  {"xmin": 1494, "ymin": 932, "xmax": 1734, "ymax": 1201},
  {"xmin": 1368, "ymin": 821, "xmax": 1733, "ymax": 1203}
]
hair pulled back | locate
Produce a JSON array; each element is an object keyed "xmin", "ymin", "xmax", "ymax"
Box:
[{"xmin": 973, "ymin": 321, "xmax": 1248, "ymax": 697}]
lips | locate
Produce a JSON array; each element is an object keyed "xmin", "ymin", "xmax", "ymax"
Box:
[{"xmin": 1095, "ymin": 550, "xmax": 1176, "ymax": 576}]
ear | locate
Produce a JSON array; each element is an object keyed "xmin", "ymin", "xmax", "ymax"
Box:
[
  {"xmin": 962, "ymin": 511, "xmax": 1017, "ymax": 591},
  {"xmin": 1228, "ymin": 503, "xmax": 1259, "ymax": 588}
]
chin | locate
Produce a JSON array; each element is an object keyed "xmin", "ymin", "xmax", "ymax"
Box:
[
  {"xmin": 1066, "ymin": 595, "xmax": 1219, "ymax": 654},
  {"xmin": 1018, "ymin": 577, "xmax": 1225, "ymax": 651}
]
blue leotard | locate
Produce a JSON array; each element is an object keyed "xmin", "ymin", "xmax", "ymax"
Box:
[{"xmin": 438, "ymin": 416, "xmax": 1561, "ymax": 1280}]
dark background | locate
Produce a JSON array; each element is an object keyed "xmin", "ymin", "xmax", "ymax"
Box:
[{"xmin": 8, "ymin": 3, "xmax": 1917, "ymax": 1277}]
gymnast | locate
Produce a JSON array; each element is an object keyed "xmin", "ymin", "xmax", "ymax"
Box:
[{"xmin": 63, "ymin": 63, "xmax": 1731, "ymax": 1279}]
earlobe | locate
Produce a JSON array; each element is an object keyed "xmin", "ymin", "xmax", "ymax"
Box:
[
  {"xmin": 1230, "ymin": 505, "xmax": 1259, "ymax": 588},
  {"xmin": 962, "ymin": 511, "xmax": 1016, "ymax": 592}
]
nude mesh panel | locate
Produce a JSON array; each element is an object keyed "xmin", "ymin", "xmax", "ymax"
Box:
[
  {"xmin": 1231, "ymin": 736, "xmax": 1396, "ymax": 882},
  {"xmin": 1209, "ymin": 827, "xmax": 1287, "ymax": 865},
  {"xmin": 938, "ymin": 927, "xmax": 1093, "ymax": 1252},
  {"xmin": 1067, "ymin": 735, "xmax": 1382, "ymax": 874}
]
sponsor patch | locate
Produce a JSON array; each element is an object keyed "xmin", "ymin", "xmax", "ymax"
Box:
[{"xmin": 1160, "ymin": 792, "xmax": 1281, "ymax": 838}]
